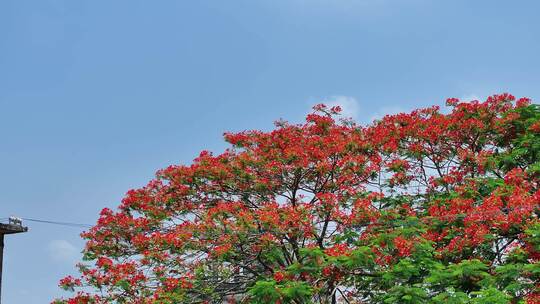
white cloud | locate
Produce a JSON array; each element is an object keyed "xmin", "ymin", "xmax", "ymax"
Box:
[
  {"xmin": 319, "ymin": 95, "xmax": 360, "ymax": 120},
  {"xmin": 48, "ymin": 239, "xmax": 80, "ymax": 264},
  {"xmin": 308, "ymin": 96, "xmax": 409, "ymax": 125},
  {"xmin": 367, "ymin": 105, "xmax": 406, "ymax": 123},
  {"xmin": 459, "ymin": 94, "xmax": 484, "ymax": 102}
]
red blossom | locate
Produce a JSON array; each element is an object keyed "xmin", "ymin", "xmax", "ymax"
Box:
[{"xmin": 394, "ymin": 236, "xmax": 413, "ymax": 257}]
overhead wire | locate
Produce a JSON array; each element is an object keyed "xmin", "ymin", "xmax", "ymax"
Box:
[
  {"xmin": 21, "ymin": 218, "xmax": 93, "ymax": 228},
  {"xmin": 0, "ymin": 217, "xmax": 92, "ymax": 228}
]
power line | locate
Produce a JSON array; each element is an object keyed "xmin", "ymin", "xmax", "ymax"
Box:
[{"xmin": 18, "ymin": 218, "xmax": 92, "ymax": 228}]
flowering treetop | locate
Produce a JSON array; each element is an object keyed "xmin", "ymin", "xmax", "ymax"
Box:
[{"xmin": 55, "ymin": 94, "xmax": 540, "ymax": 304}]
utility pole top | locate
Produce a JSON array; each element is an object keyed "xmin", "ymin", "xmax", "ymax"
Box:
[
  {"xmin": 0, "ymin": 217, "xmax": 28, "ymax": 304},
  {"xmin": 0, "ymin": 222, "xmax": 28, "ymax": 235}
]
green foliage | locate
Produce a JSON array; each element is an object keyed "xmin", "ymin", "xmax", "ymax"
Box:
[
  {"xmin": 248, "ymin": 280, "xmax": 313, "ymax": 303},
  {"xmin": 495, "ymin": 104, "xmax": 540, "ymax": 172}
]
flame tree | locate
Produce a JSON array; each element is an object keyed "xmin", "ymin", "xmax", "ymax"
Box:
[{"xmin": 55, "ymin": 94, "xmax": 540, "ymax": 304}]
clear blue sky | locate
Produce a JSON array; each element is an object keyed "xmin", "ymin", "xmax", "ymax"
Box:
[{"xmin": 1, "ymin": 1, "xmax": 539, "ymax": 302}]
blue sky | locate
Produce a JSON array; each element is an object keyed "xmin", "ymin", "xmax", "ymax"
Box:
[{"xmin": 1, "ymin": 0, "xmax": 539, "ymax": 302}]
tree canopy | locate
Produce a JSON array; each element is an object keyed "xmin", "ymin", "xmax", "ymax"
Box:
[{"xmin": 55, "ymin": 94, "xmax": 540, "ymax": 304}]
